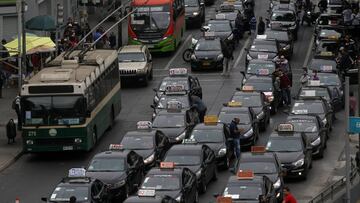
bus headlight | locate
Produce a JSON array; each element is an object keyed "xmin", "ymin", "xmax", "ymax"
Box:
[
  {"xmin": 218, "ymin": 147, "xmax": 227, "ymax": 156},
  {"xmin": 175, "ymin": 131, "xmax": 186, "ymax": 141},
  {"xmin": 26, "ymin": 140, "xmax": 34, "ymax": 145},
  {"xmin": 311, "ymin": 137, "xmax": 321, "ymax": 146},
  {"xmin": 144, "ymin": 153, "xmax": 155, "ymax": 164},
  {"xmin": 74, "ymin": 138, "xmax": 82, "ymax": 143},
  {"xmin": 243, "ymin": 128, "xmax": 253, "ymax": 138},
  {"xmin": 273, "ymin": 178, "xmax": 281, "ymax": 189}
]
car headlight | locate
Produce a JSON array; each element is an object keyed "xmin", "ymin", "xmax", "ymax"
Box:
[
  {"xmin": 246, "ymin": 54, "xmax": 252, "ymax": 61},
  {"xmin": 110, "ymin": 179, "xmax": 126, "ymax": 189},
  {"xmin": 191, "ymin": 54, "xmax": 197, "ymax": 60},
  {"xmin": 218, "ymin": 147, "xmax": 227, "ymax": 156},
  {"xmin": 293, "ymin": 158, "xmax": 304, "ymax": 167},
  {"xmin": 256, "ymin": 111, "xmax": 265, "ymax": 119},
  {"xmin": 243, "ymin": 128, "xmax": 254, "ymax": 138},
  {"xmin": 196, "ymin": 169, "xmax": 202, "ymax": 178},
  {"xmin": 176, "ymin": 195, "xmax": 182, "ymax": 201},
  {"xmin": 311, "ymin": 137, "xmax": 321, "ymax": 146},
  {"xmin": 175, "ymin": 131, "xmax": 186, "ymax": 141},
  {"xmin": 193, "ymin": 12, "xmax": 199, "ymax": 16},
  {"xmin": 282, "ymin": 44, "xmax": 291, "ymax": 50},
  {"xmin": 217, "ymin": 54, "xmax": 224, "ymax": 61},
  {"xmin": 273, "ymin": 178, "xmax": 281, "ymax": 189},
  {"xmin": 322, "ymin": 118, "xmax": 327, "ymax": 126},
  {"xmin": 144, "ymin": 153, "xmax": 155, "ymax": 164},
  {"xmin": 307, "ymin": 11, "xmax": 311, "ymax": 15}
]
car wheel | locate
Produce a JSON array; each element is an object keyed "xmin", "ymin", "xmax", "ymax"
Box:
[{"xmin": 199, "ymin": 178, "xmax": 207, "ymax": 194}]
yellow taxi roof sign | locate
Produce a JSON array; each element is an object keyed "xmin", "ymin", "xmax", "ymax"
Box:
[
  {"xmin": 251, "ymin": 146, "xmax": 266, "ymax": 153},
  {"xmin": 228, "ymin": 101, "xmax": 242, "ymax": 107},
  {"xmin": 217, "ymin": 196, "xmax": 233, "ymax": 203},
  {"xmin": 160, "ymin": 162, "xmax": 175, "ymax": 169},
  {"xmin": 277, "ymin": 123, "xmax": 294, "ymax": 132},
  {"xmin": 204, "ymin": 115, "xmax": 218, "ymax": 125},
  {"xmin": 242, "ymin": 86, "xmax": 254, "ymax": 92},
  {"xmin": 237, "ymin": 170, "xmax": 254, "ymax": 180}
]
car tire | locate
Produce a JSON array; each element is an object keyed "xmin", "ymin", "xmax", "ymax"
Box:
[
  {"xmin": 183, "ymin": 48, "xmax": 193, "ymax": 62},
  {"xmin": 199, "ymin": 178, "xmax": 207, "ymax": 194},
  {"xmin": 223, "ymin": 157, "xmax": 230, "ymax": 169}
]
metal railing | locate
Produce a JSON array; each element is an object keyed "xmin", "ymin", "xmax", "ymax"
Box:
[{"xmin": 308, "ymin": 158, "xmax": 358, "ymax": 203}]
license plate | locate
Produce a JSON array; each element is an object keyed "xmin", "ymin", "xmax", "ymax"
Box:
[
  {"xmin": 63, "ymin": 146, "xmax": 73, "ymax": 151},
  {"xmin": 203, "ymin": 61, "xmax": 210, "ymax": 66}
]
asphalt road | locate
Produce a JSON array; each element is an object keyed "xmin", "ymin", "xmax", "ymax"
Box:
[{"xmin": 0, "ymin": 1, "xmax": 348, "ymax": 203}]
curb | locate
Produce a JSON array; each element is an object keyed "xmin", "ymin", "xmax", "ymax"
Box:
[{"xmin": 0, "ymin": 149, "xmax": 24, "ymax": 173}]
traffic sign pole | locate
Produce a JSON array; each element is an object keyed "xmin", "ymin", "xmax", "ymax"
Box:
[{"xmin": 345, "ymin": 77, "xmax": 351, "ymax": 203}]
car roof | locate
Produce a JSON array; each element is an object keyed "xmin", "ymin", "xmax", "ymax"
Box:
[
  {"xmin": 119, "ymin": 45, "xmax": 145, "ymax": 53},
  {"xmin": 147, "ymin": 167, "xmax": 184, "ymax": 176},
  {"xmin": 162, "ymin": 76, "xmax": 189, "ymax": 81},
  {"xmin": 193, "ymin": 123, "xmax": 224, "ymax": 130},
  {"xmin": 253, "ymin": 39, "xmax": 277, "ymax": 45},
  {"xmin": 233, "ymin": 91, "xmax": 262, "ymax": 96},
  {"xmin": 240, "ymin": 152, "xmax": 277, "ymax": 162},
  {"xmin": 220, "ymin": 106, "xmax": 250, "ymax": 113},
  {"xmin": 93, "ymin": 150, "xmax": 129, "ymax": 159},
  {"xmin": 270, "ymin": 131, "xmax": 303, "ymax": 138},
  {"xmin": 167, "ymin": 144, "xmax": 204, "ymax": 155},
  {"xmin": 124, "ymin": 130, "xmax": 157, "ymax": 137},
  {"xmin": 246, "ymin": 75, "xmax": 273, "ymax": 82}
]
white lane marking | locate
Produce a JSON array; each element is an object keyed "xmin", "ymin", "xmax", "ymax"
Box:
[
  {"xmin": 232, "ymin": 37, "xmax": 251, "ymax": 71},
  {"xmin": 163, "ymin": 34, "xmax": 192, "ymax": 70},
  {"xmin": 302, "ymin": 34, "xmax": 314, "ymax": 68}
]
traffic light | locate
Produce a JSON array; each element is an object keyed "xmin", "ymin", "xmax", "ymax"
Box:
[{"xmin": 57, "ymin": 4, "xmax": 64, "ymax": 25}]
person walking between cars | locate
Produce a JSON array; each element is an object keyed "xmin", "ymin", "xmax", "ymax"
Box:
[
  {"xmin": 12, "ymin": 94, "xmax": 21, "ymax": 130},
  {"xmin": 221, "ymin": 39, "xmax": 233, "ymax": 76},
  {"xmin": 273, "ymin": 70, "xmax": 282, "ymax": 108},
  {"xmin": 280, "ymin": 71, "xmax": 291, "ymax": 106},
  {"xmin": 191, "ymin": 95, "xmax": 207, "ymax": 122},
  {"xmin": 235, "ymin": 13, "xmax": 244, "ymax": 41},
  {"xmin": 257, "ymin": 17, "xmax": 265, "ymax": 35},
  {"xmin": 300, "ymin": 67, "xmax": 310, "ymax": 86},
  {"xmin": 186, "ymin": 105, "xmax": 200, "ymax": 126},
  {"xmin": 249, "ymin": 16, "xmax": 257, "ymax": 38},
  {"xmin": 283, "ymin": 186, "xmax": 297, "ymax": 203},
  {"xmin": 229, "ymin": 118, "xmax": 244, "ymax": 158},
  {"xmin": 6, "ymin": 119, "xmax": 16, "ymax": 144}
]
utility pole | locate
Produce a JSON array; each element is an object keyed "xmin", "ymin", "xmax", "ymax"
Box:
[
  {"xmin": 56, "ymin": 3, "xmax": 64, "ymax": 56},
  {"xmin": 16, "ymin": 0, "xmax": 22, "ymax": 92},
  {"xmin": 21, "ymin": 0, "xmax": 26, "ymax": 81},
  {"xmin": 116, "ymin": 0, "xmax": 123, "ymax": 48},
  {"xmin": 345, "ymin": 76, "xmax": 351, "ymax": 203}
]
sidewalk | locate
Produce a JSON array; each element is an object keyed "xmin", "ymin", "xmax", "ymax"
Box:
[{"xmin": 0, "ymin": 87, "xmax": 23, "ymax": 172}]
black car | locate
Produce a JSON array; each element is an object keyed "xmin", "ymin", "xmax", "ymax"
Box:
[
  {"xmin": 120, "ymin": 124, "xmax": 171, "ymax": 169},
  {"xmin": 308, "ymin": 72, "xmax": 343, "ymax": 99},
  {"xmin": 86, "ymin": 147, "xmax": 145, "ymax": 201},
  {"xmin": 139, "ymin": 163, "xmax": 198, "ymax": 202},
  {"xmin": 230, "ymin": 90, "xmax": 271, "ymax": 131},
  {"xmin": 266, "ymin": 123, "xmax": 313, "ymax": 179},
  {"xmin": 243, "ymin": 59, "xmax": 276, "ymax": 78},
  {"xmin": 242, "ymin": 76, "xmax": 280, "ymax": 114},
  {"xmin": 124, "ymin": 195, "xmax": 178, "ymax": 203},
  {"xmin": 190, "ymin": 37, "xmax": 224, "ymax": 71},
  {"xmin": 163, "ymin": 143, "xmax": 217, "ymax": 193},
  {"xmin": 308, "ymin": 58, "xmax": 337, "ymax": 73},
  {"xmin": 204, "ymin": 19, "xmax": 234, "ymax": 41},
  {"xmin": 153, "ymin": 68, "xmax": 202, "ymax": 103},
  {"xmin": 189, "ymin": 120, "xmax": 234, "ymax": 169},
  {"xmin": 215, "ymin": 4, "xmax": 239, "ymax": 28},
  {"xmin": 245, "ymin": 39, "xmax": 280, "ymax": 66},
  {"xmin": 234, "ymin": 147, "xmax": 284, "ymax": 201},
  {"xmin": 296, "ymin": 85, "xmax": 343, "ymax": 112},
  {"xmin": 269, "ymin": 8, "xmax": 299, "ymax": 40},
  {"xmin": 315, "ymin": 29, "xmax": 342, "ymax": 42},
  {"xmin": 286, "ymin": 115, "xmax": 327, "ymax": 158},
  {"xmin": 42, "ymin": 168, "xmax": 110, "ymax": 203},
  {"xmin": 290, "ymin": 97, "xmax": 334, "ymax": 133},
  {"xmin": 218, "ymin": 104, "xmax": 259, "ymax": 149},
  {"xmin": 314, "ymin": 40, "xmax": 339, "ymax": 60},
  {"xmin": 151, "ymin": 90, "xmax": 191, "ymax": 119},
  {"xmin": 216, "ymin": 171, "xmax": 277, "ymax": 203},
  {"xmin": 262, "ymin": 29, "xmax": 294, "ymax": 58},
  {"xmin": 185, "ymin": 0, "xmax": 205, "ymax": 27}
]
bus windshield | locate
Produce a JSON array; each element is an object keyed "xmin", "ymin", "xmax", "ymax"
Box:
[
  {"xmin": 22, "ymin": 95, "xmax": 86, "ymax": 126},
  {"xmin": 131, "ymin": 5, "xmax": 171, "ymax": 31}
]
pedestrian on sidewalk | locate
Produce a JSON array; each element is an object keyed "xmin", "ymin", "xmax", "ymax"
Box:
[
  {"xmin": 282, "ymin": 186, "xmax": 297, "ymax": 203},
  {"xmin": 257, "ymin": 16, "xmax": 265, "ymax": 35},
  {"xmin": 349, "ymin": 91, "xmax": 357, "ymax": 116},
  {"xmin": 6, "ymin": 119, "xmax": 16, "ymax": 144},
  {"xmin": 12, "ymin": 94, "xmax": 21, "ymax": 130},
  {"xmin": 0, "ymin": 70, "xmax": 5, "ymax": 98}
]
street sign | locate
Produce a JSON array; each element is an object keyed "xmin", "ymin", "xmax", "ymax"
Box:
[{"xmin": 348, "ymin": 117, "xmax": 360, "ymax": 133}]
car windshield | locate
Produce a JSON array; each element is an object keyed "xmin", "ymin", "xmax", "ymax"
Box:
[
  {"xmin": 310, "ymin": 60, "xmax": 336, "ymax": 71},
  {"xmin": 121, "ymin": 136, "xmax": 154, "ymax": 150},
  {"xmin": 88, "ymin": 157, "xmax": 125, "ymax": 172},
  {"xmin": 208, "ymin": 23, "xmax": 232, "ymax": 32},
  {"xmin": 288, "ymin": 120, "xmax": 319, "ymax": 132},
  {"xmin": 271, "ymin": 12, "xmax": 296, "ymax": 21},
  {"xmin": 266, "ymin": 137, "xmax": 303, "ymax": 152},
  {"xmin": 190, "ymin": 129, "xmax": 224, "ymax": 143},
  {"xmin": 131, "ymin": 6, "xmax": 170, "ymax": 31},
  {"xmin": 217, "ymin": 12, "xmax": 237, "ymax": 21},
  {"xmin": 185, "ymin": 0, "xmax": 199, "ymax": 7},
  {"xmin": 232, "ymin": 95, "xmax": 262, "ymax": 107},
  {"xmin": 164, "ymin": 155, "xmax": 201, "ymax": 165},
  {"xmin": 118, "ymin": 52, "xmax": 145, "ymax": 62},
  {"xmin": 224, "ymin": 184, "xmax": 262, "ymax": 200},
  {"xmin": 218, "ymin": 112, "xmax": 251, "ymax": 124},
  {"xmin": 195, "ymin": 40, "xmax": 221, "ymax": 51},
  {"xmin": 247, "ymin": 62, "xmax": 275, "ymax": 75},
  {"xmin": 245, "ymin": 81, "xmax": 273, "ymax": 92},
  {"xmin": 299, "ymin": 89, "xmax": 330, "ymax": 100},
  {"xmin": 22, "ymin": 95, "xmax": 86, "ymax": 126},
  {"xmin": 50, "ymin": 186, "xmax": 89, "ymax": 202},
  {"xmin": 239, "ymin": 162, "xmax": 278, "ymax": 174},
  {"xmin": 141, "ymin": 175, "xmax": 181, "ymax": 190},
  {"xmin": 250, "ymin": 45, "xmax": 277, "ymax": 53},
  {"xmin": 159, "ymin": 79, "xmax": 189, "ymax": 91},
  {"xmin": 152, "ymin": 114, "xmax": 185, "ymax": 128},
  {"xmin": 291, "ymin": 102, "xmax": 325, "ymax": 114},
  {"xmin": 318, "ymin": 74, "xmax": 341, "ymax": 86},
  {"xmin": 157, "ymin": 96, "xmax": 190, "ymax": 109},
  {"xmin": 265, "ymin": 31, "xmax": 289, "ymax": 41}
]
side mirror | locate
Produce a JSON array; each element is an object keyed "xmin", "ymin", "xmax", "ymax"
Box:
[
  {"xmin": 240, "ymin": 71, "xmax": 246, "ymax": 77},
  {"xmin": 152, "ymin": 88, "xmax": 157, "ymax": 92},
  {"xmin": 41, "ymin": 197, "xmax": 48, "ymax": 202},
  {"xmin": 150, "ymin": 104, "xmax": 155, "ymax": 109}
]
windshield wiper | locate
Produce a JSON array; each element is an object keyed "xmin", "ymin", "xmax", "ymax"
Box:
[{"xmin": 150, "ymin": 16, "xmax": 161, "ymax": 32}]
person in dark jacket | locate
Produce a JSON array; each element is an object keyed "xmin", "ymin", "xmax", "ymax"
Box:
[
  {"xmin": 186, "ymin": 105, "xmax": 200, "ymax": 126},
  {"xmin": 257, "ymin": 17, "xmax": 265, "ymax": 35},
  {"xmin": 109, "ymin": 32, "xmax": 117, "ymax": 49},
  {"xmin": 220, "ymin": 39, "xmax": 233, "ymax": 76},
  {"xmin": 191, "ymin": 95, "xmax": 207, "ymax": 122},
  {"xmin": 234, "ymin": 13, "xmax": 244, "ymax": 41},
  {"xmin": 6, "ymin": 119, "xmax": 16, "ymax": 144},
  {"xmin": 279, "ymin": 71, "xmax": 291, "ymax": 106},
  {"xmin": 249, "ymin": 16, "xmax": 257, "ymax": 37},
  {"xmin": 12, "ymin": 95, "xmax": 21, "ymax": 130},
  {"xmin": 229, "ymin": 118, "xmax": 244, "ymax": 158}
]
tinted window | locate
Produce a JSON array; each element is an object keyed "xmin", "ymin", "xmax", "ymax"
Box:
[
  {"xmin": 250, "ymin": 44, "xmax": 277, "ymax": 53},
  {"xmin": 157, "ymin": 95, "xmax": 190, "ymax": 108},
  {"xmin": 245, "ymin": 80, "xmax": 273, "ymax": 92},
  {"xmin": 118, "ymin": 52, "xmax": 145, "ymax": 62},
  {"xmin": 239, "ymin": 162, "xmax": 277, "ymax": 174},
  {"xmin": 291, "ymin": 102, "xmax": 325, "ymax": 114},
  {"xmin": 288, "ymin": 120, "xmax": 319, "ymax": 132},
  {"xmin": 299, "ymin": 89, "xmax": 330, "ymax": 100},
  {"xmin": 224, "ymin": 184, "xmax": 263, "ymax": 200},
  {"xmin": 88, "ymin": 157, "xmax": 125, "ymax": 172},
  {"xmin": 266, "ymin": 137, "xmax": 303, "ymax": 152},
  {"xmin": 247, "ymin": 62, "xmax": 276, "ymax": 75},
  {"xmin": 271, "ymin": 11, "xmax": 296, "ymax": 21},
  {"xmin": 164, "ymin": 155, "xmax": 201, "ymax": 165},
  {"xmin": 195, "ymin": 40, "xmax": 221, "ymax": 51},
  {"xmin": 141, "ymin": 175, "xmax": 181, "ymax": 190},
  {"xmin": 208, "ymin": 22, "xmax": 232, "ymax": 32},
  {"xmin": 185, "ymin": 0, "xmax": 198, "ymax": 7},
  {"xmin": 218, "ymin": 112, "xmax": 251, "ymax": 124},
  {"xmin": 190, "ymin": 129, "xmax": 224, "ymax": 143},
  {"xmin": 152, "ymin": 114, "xmax": 185, "ymax": 127},
  {"xmin": 232, "ymin": 95, "xmax": 262, "ymax": 107},
  {"xmin": 50, "ymin": 186, "xmax": 89, "ymax": 201},
  {"xmin": 121, "ymin": 136, "xmax": 154, "ymax": 149}
]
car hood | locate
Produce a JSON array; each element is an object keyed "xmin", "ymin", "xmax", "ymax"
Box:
[
  {"xmin": 86, "ymin": 171, "xmax": 126, "ymax": 184},
  {"xmin": 152, "ymin": 127, "xmax": 185, "ymax": 138},
  {"xmin": 249, "ymin": 51, "xmax": 277, "ymax": 60},
  {"xmin": 119, "ymin": 62, "xmax": 147, "ymax": 70},
  {"xmin": 195, "ymin": 50, "xmax": 221, "ymax": 59},
  {"xmin": 153, "ymin": 190, "xmax": 181, "ymax": 199},
  {"xmin": 202, "ymin": 142, "xmax": 224, "ymax": 153},
  {"xmin": 275, "ymin": 152, "xmax": 303, "ymax": 164}
]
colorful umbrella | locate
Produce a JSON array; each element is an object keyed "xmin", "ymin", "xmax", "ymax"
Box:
[{"xmin": 4, "ymin": 36, "xmax": 55, "ymax": 56}]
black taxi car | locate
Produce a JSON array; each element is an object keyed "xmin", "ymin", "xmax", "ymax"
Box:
[
  {"xmin": 233, "ymin": 146, "xmax": 284, "ymax": 201},
  {"xmin": 139, "ymin": 162, "xmax": 198, "ymax": 203},
  {"xmin": 262, "ymin": 29, "xmax": 294, "ymax": 58},
  {"xmin": 124, "ymin": 194, "xmax": 178, "ymax": 203},
  {"xmin": 215, "ymin": 4, "xmax": 239, "ymax": 27},
  {"xmin": 245, "ymin": 39, "xmax": 280, "ymax": 66},
  {"xmin": 189, "ymin": 115, "xmax": 234, "ymax": 169},
  {"xmin": 266, "ymin": 124, "xmax": 313, "ymax": 179},
  {"xmin": 203, "ymin": 19, "xmax": 234, "ymax": 41},
  {"xmin": 86, "ymin": 145, "xmax": 145, "ymax": 201},
  {"xmin": 286, "ymin": 115, "xmax": 327, "ymax": 158},
  {"xmin": 308, "ymin": 72, "xmax": 344, "ymax": 99},
  {"xmin": 42, "ymin": 168, "xmax": 110, "ymax": 203},
  {"xmin": 153, "ymin": 68, "xmax": 202, "ymax": 104},
  {"xmin": 163, "ymin": 141, "xmax": 217, "ymax": 193},
  {"xmin": 152, "ymin": 101, "xmax": 195, "ymax": 144},
  {"xmin": 268, "ymin": 6, "xmax": 299, "ymax": 40},
  {"xmin": 120, "ymin": 121, "xmax": 171, "ymax": 169},
  {"xmin": 215, "ymin": 170, "xmax": 277, "ymax": 203},
  {"xmin": 185, "ymin": 0, "xmax": 205, "ymax": 27},
  {"xmin": 190, "ymin": 35, "xmax": 224, "ymax": 71},
  {"xmin": 231, "ymin": 87, "xmax": 271, "ymax": 131},
  {"xmin": 218, "ymin": 102, "xmax": 260, "ymax": 149}
]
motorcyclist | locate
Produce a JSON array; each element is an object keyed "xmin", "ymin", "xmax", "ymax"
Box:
[
  {"xmin": 302, "ymin": 1, "xmax": 314, "ymax": 25},
  {"xmin": 318, "ymin": 0, "xmax": 327, "ymax": 12}
]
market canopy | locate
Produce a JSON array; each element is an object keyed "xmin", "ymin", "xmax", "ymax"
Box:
[
  {"xmin": 25, "ymin": 15, "xmax": 56, "ymax": 31},
  {"xmin": 4, "ymin": 36, "xmax": 55, "ymax": 56}
]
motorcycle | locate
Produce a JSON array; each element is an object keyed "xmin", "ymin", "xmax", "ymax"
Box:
[
  {"xmin": 302, "ymin": 5, "xmax": 317, "ymax": 26},
  {"xmin": 182, "ymin": 38, "xmax": 198, "ymax": 62}
]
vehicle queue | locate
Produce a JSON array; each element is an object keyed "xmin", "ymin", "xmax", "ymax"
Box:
[{"xmin": 39, "ymin": 0, "xmax": 359, "ymax": 202}]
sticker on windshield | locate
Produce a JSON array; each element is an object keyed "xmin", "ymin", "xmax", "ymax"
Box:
[
  {"xmin": 257, "ymin": 69, "xmax": 269, "ymax": 75},
  {"xmin": 258, "ymin": 54, "xmax": 269, "ymax": 59},
  {"xmin": 320, "ymin": 65, "xmax": 333, "ymax": 72},
  {"xmin": 304, "ymin": 90, "xmax": 316, "ymax": 96},
  {"xmin": 294, "ymin": 109, "xmax": 308, "ymax": 114}
]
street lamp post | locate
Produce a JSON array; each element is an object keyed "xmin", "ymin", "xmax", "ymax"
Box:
[
  {"xmin": 16, "ymin": 0, "xmax": 22, "ymax": 92},
  {"xmin": 21, "ymin": 0, "xmax": 26, "ymax": 81}
]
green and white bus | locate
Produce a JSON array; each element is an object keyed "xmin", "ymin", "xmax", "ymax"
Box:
[{"xmin": 21, "ymin": 50, "xmax": 121, "ymax": 152}]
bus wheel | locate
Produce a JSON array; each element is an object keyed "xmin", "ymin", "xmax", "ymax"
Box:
[{"xmin": 92, "ymin": 127, "xmax": 98, "ymax": 146}]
